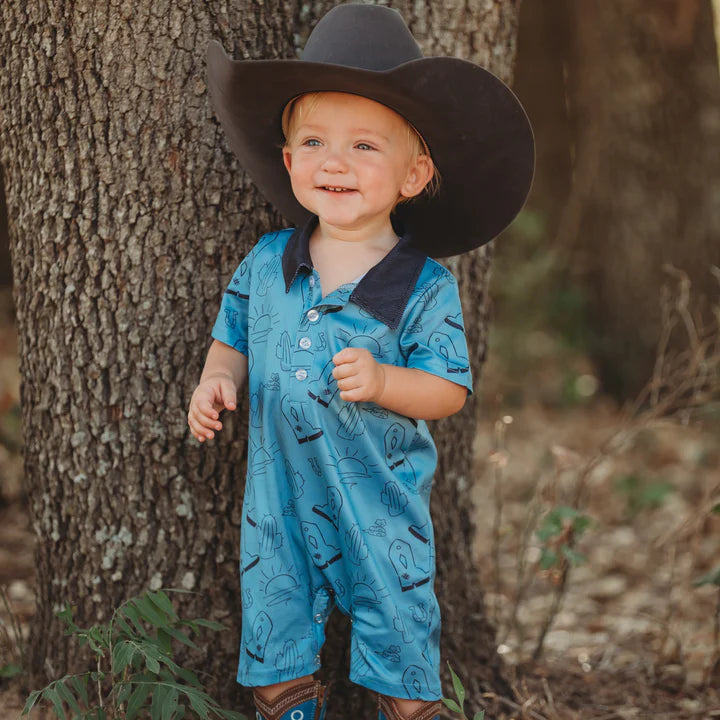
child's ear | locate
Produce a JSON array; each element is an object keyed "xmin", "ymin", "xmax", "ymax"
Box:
[
  {"xmin": 400, "ymin": 155, "xmax": 433, "ymax": 199},
  {"xmin": 282, "ymin": 149, "xmax": 293, "ymax": 174}
]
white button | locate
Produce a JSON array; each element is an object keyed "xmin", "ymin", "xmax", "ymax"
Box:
[
  {"xmin": 309, "ymin": 276, "xmax": 316, "ymax": 287},
  {"xmin": 299, "ymin": 337, "xmax": 312, "ymax": 350},
  {"xmin": 314, "ymin": 654, "xmax": 321, "ymax": 664},
  {"xmin": 314, "ymin": 613, "xmax": 323, "ymax": 623},
  {"xmin": 295, "ymin": 369, "xmax": 308, "ymax": 381},
  {"xmin": 307, "ymin": 309, "xmax": 320, "ymax": 322}
]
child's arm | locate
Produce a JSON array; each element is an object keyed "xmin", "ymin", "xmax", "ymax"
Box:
[
  {"xmin": 332, "ymin": 347, "xmax": 466, "ymax": 420},
  {"xmin": 188, "ymin": 339, "xmax": 248, "ymax": 442}
]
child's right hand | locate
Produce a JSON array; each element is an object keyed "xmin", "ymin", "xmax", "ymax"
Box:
[{"xmin": 188, "ymin": 374, "xmax": 237, "ymax": 442}]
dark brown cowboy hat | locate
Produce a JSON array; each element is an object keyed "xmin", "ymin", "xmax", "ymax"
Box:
[{"xmin": 207, "ymin": 3, "xmax": 534, "ymax": 258}]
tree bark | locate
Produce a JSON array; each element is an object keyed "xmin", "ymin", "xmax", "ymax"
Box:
[
  {"xmin": 559, "ymin": 0, "xmax": 720, "ymax": 399},
  {"xmin": 0, "ymin": 0, "xmax": 521, "ymax": 714}
]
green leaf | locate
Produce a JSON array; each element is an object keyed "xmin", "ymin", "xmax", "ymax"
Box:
[
  {"xmin": 145, "ymin": 653, "xmax": 161, "ymax": 675},
  {"xmin": 693, "ymin": 566, "xmax": 720, "ymax": 587},
  {"xmin": 163, "ymin": 626, "xmax": 198, "ymax": 650},
  {"xmin": 571, "ymin": 514, "xmax": 592, "ymax": 536},
  {"xmin": 56, "ymin": 679, "xmax": 83, "ymax": 714},
  {"xmin": 447, "ymin": 662, "xmax": 465, "ymax": 710},
  {"xmin": 190, "ymin": 618, "xmax": 226, "ymax": 632},
  {"xmin": 187, "ymin": 692, "xmax": 211, "ymax": 718},
  {"xmin": 151, "ymin": 684, "xmax": 169, "ymax": 720},
  {"xmin": 175, "ymin": 666, "xmax": 202, "ymax": 689},
  {"xmin": 112, "ymin": 640, "xmax": 136, "ymax": 674},
  {"xmin": 21, "ymin": 689, "xmax": 43, "ymax": 716},
  {"xmin": 133, "ymin": 597, "xmax": 169, "ymax": 628},
  {"xmin": 162, "ymin": 688, "xmax": 179, "ymax": 720},
  {"xmin": 441, "ymin": 698, "xmax": 463, "ymax": 714},
  {"xmin": 0, "ymin": 663, "xmax": 22, "ymax": 678},
  {"xmin": 539, "ymin": 548, "xmax": 558, "ymax": 569},
  {"xmin": 125, "ymin": 682, "xmax": 153, "ymax": 720},
  {"xmin": 711, "ymin": 503, "xmax": 720, "ymax": 515},
  {"xmin": 70, "ymin": 675, "xmax": 90, "ymax": 706},
  {"xmin": 473, "ymin": 712, "xmax": 486, "ymax": 720},
  {"xmin": 115, "ymin": 614, "xmax": 138, "ymax": 639},
  {"xmin": 122, "ymin": 605, "xmax": 148, "ymax": 636},
  {"xmin": 44, "ymin": 687, "xmax": 67, "ymax": 720},
  {"xmin": 117, "ymin": 683, "xmax": 133, "ymax": 704},
  {"xmin": 561, "ymin": 545, "xmax": 586, "ymax": 566},
  {"xmin": 147, "ymin": 591, "xmax": 177, "ymax": 620}
]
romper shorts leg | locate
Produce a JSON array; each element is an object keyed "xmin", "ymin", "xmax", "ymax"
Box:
[
  {"xmin": 236, "ymin": 469, "xmax": 442, "ymax": 700},
  {"xmin": 236, "ymin": 471, "xmax": 336, "ymax": 688}
]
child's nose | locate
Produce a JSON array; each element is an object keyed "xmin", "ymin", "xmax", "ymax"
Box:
[{"xmin": 320, "ymin": 149, "xmax": 348, "ymax": 172}]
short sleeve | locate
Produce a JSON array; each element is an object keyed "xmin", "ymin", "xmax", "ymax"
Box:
[
  {"xmin": 210, "ymin": 244, "xmax": 258, "ymax": 355},
  {"xmin": 398, "ymin": 266, "xmax": 473, "ymax": 396}
]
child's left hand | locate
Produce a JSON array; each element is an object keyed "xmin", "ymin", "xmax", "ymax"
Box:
[{"xmin": 332, "ymin": 347, "xmax": 386, "ymax": 403}]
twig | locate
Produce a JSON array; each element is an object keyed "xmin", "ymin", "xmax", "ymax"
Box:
[
  {"xmin": 0, "ymin": 584, "xmax": 25, "ymax": 669},
  {"xmin": 482, "ymin": 691, "xmax": 550, "ymax": 720},
  {"xmin": 489, "ymin": 417, "xmax": 511, "ymax": 628}
]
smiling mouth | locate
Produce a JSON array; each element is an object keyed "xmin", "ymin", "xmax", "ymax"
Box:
[{"xmin": 320, "ymin": 186, "xmax": 355, "ymax": 193}]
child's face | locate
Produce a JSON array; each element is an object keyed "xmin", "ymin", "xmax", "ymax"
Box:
[{"xmin": 282, "ymin": 92, "xmax": 432, "ymax": 236}]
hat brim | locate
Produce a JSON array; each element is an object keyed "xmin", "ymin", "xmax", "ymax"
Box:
[{"xmin": 207, "ymin": 41, "xmax": 535, "ymax": 258}]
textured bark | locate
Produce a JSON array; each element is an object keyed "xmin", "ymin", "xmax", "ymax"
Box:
[
  {"xmin": 0, "ymin": 0, "xmax": 520, "ymax": 714},
  {"xmin": 558, "ymin": 0, "xmax": 720, "ymax": 399}
]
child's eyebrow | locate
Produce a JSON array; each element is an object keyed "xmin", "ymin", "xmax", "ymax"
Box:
[{"xmin": 295, "ymin": 123, "xmax": 390, "ymax": 142}]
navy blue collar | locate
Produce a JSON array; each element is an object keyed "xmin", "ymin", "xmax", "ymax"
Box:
[{"xmin": 281, "ymin": 215, "xmax": 427, "ymax": 330}]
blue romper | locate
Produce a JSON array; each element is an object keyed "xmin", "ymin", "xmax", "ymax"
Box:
[{"xmin": 211, "ymin": 217, "xmax": 473, "ymax": 701}]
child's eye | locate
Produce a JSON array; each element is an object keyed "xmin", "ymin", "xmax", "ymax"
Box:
[
  {"xmin": 356, "ymin": 143, "xmax": 375, "ymax": 151},
  {"xmin": 303, "ymin": 138, "xmax": 321, "ymax": 147}
]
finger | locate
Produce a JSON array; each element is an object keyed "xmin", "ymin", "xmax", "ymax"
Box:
[
  {"xmin": 339, "ymin": 387, "xmax": 367, "ymax": 403},
  {"xmin": 336, "ymin": 376, "xmax": 360, "ymax": 392},
  {"xmin": 196, "ymin": 392, "xmax": 220, "ymax": 420},
  {"xmin": 332, "ymin": 347, "xmax": 357, "ymax": 365},
  {"xmin": 189, "ymin": 408, "xmax": 222, "ymax": 436},
  {"xmin": 218, "ymin": 380, "xmax": 237, "ymax": 411},
  {"xmin": 332, "ymin": 363, "xmax": 357, "ymax": 381}
]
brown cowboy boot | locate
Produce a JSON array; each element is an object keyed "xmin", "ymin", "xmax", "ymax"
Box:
[
  {"xmin": 253, "ymin": 679, "xmax": 330, "ymax": 720},
  {"xmin": 377, "ymin": 694, "xmax": 442, "ymax": 720}
]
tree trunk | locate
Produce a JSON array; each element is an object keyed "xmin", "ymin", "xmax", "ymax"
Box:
[
  {"xmin": 0, "ymin": 0, "xmax": 521, "ymax": 714},
  {"xmin": 559, "ymin": 0, "xmax": 720, "ymax": 399}
]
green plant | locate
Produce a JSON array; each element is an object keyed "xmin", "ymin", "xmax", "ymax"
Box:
[
  {"xmin": 22, "ymin": 589, "xmax": 245, "ymax": 720},
  {"xmin": 535, "ymin": 505, "xmax": 591, "ymax": 571},
  {"xmin": 532, "ymin": 505, "xmax": 592, "ymax": 661},
  {"xmin": 442, "ymin": 663, "xmax": 484, "ymax": 720},
  {"xmin": 614, "ymin": 472, "xmax": 673, "ymax": 517}
]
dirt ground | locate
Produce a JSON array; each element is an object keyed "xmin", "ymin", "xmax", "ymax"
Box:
[{"xmin": 0, "ymin": 290, "xmax": 719, "ymax": 719}]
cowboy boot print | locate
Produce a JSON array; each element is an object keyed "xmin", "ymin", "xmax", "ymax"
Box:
[
  {"xmin": 308, "ymin": 358, "xmax": 339, "ymax": 407},
  {"xmin": 428, "ymin": 330, "xmax": 469, "ymax": 374},
  {"xmin": 301, "ymin": 521, "xmax": 342, "ymax": 570},
  {"xmin": 312, "ymin": 485, "xmax": 342, "ymax": 529},
  {"xmin": 246, "ymin": 611, "xmax": 273, "ymax": 663},
  {"xmin": 281, "ymin": 394, "xmax": 323, "ymax": 444},
  {"xmin": 388, "ymin": 539, "xmax": 430, "ymax": 592},
  {"xmin": 402, "ymin": 665, "xmax": 432, "ymax": 699}
]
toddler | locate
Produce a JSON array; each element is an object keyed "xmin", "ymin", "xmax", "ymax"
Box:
[{"xmin": 190, "ymin": 5, "xmax": 533, "ymax": 720}]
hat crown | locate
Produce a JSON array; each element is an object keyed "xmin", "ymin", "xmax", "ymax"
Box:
[{"xmin": 301, "ymin": 4, "xmax": 423, "ymax": 71}]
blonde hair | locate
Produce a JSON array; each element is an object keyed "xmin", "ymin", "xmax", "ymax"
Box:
[{"xmin": 281, "ymin": 92, "xmax": 441, "ymax": 204}]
